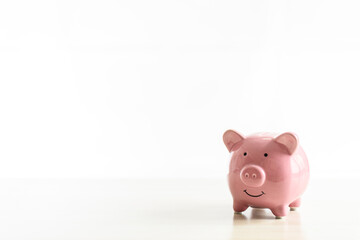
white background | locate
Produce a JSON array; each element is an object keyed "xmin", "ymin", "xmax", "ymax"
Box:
[{"xmin": 0, "ymin": 0, "xmax": 359, "ymax": 179}]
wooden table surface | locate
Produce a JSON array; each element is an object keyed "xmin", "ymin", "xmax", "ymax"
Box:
[{"xmin": 0, "ymin": 178, "xmax": 359, "ymax": 240}]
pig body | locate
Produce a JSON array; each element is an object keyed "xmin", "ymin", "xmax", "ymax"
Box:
[{"xmin": 223, "ymin": 130, "xmax": 309, "ymax": 218}]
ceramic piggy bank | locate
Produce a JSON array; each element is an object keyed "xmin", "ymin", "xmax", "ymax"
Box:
[{"xmin": 223, "ymin": 130, "xmax": 309, "ymax": 218}]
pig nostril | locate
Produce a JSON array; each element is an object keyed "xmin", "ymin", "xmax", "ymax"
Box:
[
  {"xmin": 252, "ymin": 174, "xmax": 256, "ymax": 179},
  {"xmin": 245, "ymin": 173, "xmax": 249, "ymax": 178}
]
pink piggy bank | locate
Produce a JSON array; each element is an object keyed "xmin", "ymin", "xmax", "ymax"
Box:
[{"xmin": 223, "ymin": 130, "xmax": 309, "ymax": 218}]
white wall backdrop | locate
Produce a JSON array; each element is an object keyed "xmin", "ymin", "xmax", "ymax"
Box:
[{"xmin": 1, "ymin": 0, "xmax": 360, "ymax": 178}]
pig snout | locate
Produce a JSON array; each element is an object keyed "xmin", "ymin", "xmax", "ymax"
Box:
[{"xmin": 240, "ymin": 165, "xmax": 266, "ymax": 187}]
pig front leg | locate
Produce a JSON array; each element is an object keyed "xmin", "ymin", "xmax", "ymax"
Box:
[
  {"xmin": 233, "ymin": 200, "xmax": 248, "ymax": 213},
  {"xmin": 270, "ymin": 205, "xmax": 288, "ymax": 219},
  {"xmin": 289, "ymin": 198, "xmax": 301, "ymax": 211}
]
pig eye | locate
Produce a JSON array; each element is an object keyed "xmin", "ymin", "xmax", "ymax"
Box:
[
  {"xmin": 264, "ymin": 153, "xmax": 268, "ymax": 157},
  {"xmin": 243, "ymin": 152, "xmax": 247, "ymax": 156}
]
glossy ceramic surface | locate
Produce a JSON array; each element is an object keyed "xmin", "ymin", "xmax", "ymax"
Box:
[{"xmin": 223, "ymin": 130, "xmax": 309, "ymax": 218}]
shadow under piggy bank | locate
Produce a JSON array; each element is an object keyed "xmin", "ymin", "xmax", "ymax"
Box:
[{"xmin": 231, "ymin": 208, "xmax": 306, "ymax": 240}]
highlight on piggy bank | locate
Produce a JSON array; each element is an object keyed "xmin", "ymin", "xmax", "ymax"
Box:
[{"xmin": 223, "ymin": 130, "xmax": 309, "ymax": 219}]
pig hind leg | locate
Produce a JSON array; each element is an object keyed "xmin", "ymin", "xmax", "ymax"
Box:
[{"xmin": 289, "ymin": 198, "xmax": 301, "ymax": 211}]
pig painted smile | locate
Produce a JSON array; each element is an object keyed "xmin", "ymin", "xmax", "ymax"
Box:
[{"xmin": 244, "ymin": 190, "xmax": 265, "ymax": 197}]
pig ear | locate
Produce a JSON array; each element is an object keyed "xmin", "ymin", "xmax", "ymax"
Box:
[
  {"xmin": 274, "ymin": 132, "xmax": 298, "ymax": 155},
  {"xmin": 223, "ymin": 130, "xmax": 245, "ymax": 152}
]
